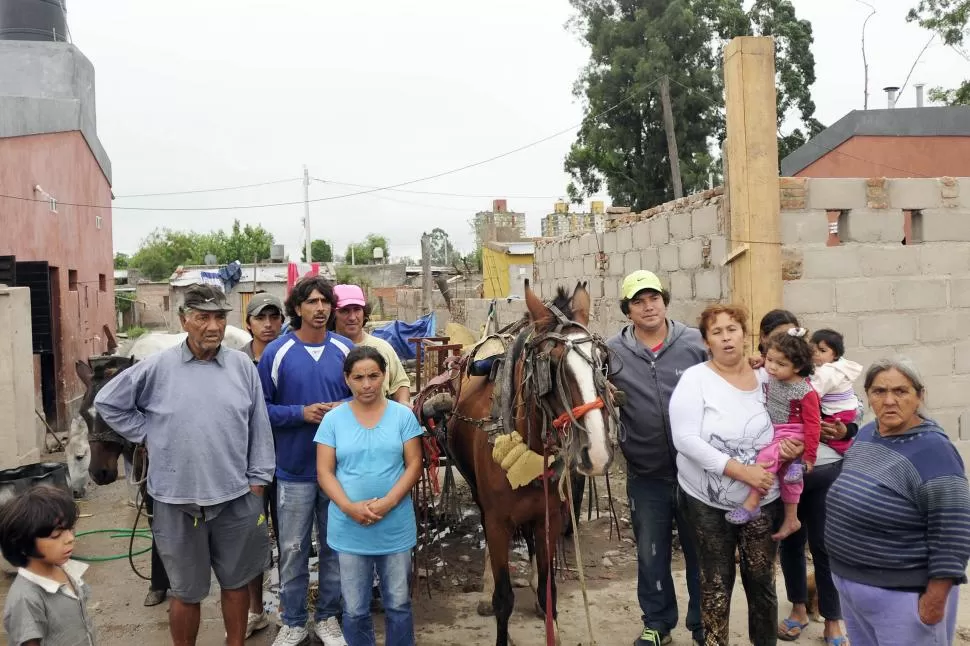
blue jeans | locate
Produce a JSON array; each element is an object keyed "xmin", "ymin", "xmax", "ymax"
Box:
[
  {"xmin": 277, "ymin": 479, "xmax": 342, "ymax": 627},
  {"xmin": 338, "ymin": 550, "xmax": 414, "ymax": 646},
  {"xmin": 627, "ymin": 475, "xmax": 703, "ymax": 640}
]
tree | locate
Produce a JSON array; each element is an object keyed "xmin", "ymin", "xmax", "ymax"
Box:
[
  {"xmin": 344, "ymin": 234, "xmax": 389, "ymax": 265},
  {"xmin": 221, "ymin": 220, "xmax": 274, "ymax": 264},
  {"xmin": 114, "ymin": 252, "xmax": 130, "ymax": 270},
  {"xmin": 564, "ymin": 0, "xmax": 822, "ymax": 210},
  {"xmin": 302, "ymin": 239, "xmax": 334, "ymax": 263},
  {"xmin": 908, "ymin": 0, "xmax": 970, "ymax": 104},
  {"xmin": 428, "ymin": 228, "xmax": 458, "ymax": 266}
]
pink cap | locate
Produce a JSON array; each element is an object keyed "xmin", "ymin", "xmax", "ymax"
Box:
[{"xmin": 334, "ymin": 284, "xmax": 366, "ymax": 309}]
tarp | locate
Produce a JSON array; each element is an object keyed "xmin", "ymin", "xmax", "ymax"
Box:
[
  {"xmin": 371, "ymin": 313, "xmax": 437, "ymax": 360},
  {"xmin": 170, "ymin": 260, "xmax": 243, "ymax": 293}
]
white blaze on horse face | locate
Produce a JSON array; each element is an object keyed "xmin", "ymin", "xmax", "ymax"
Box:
[{"xmin": 565, "ymin": 331, "xmax": 612, "ymax": 476}]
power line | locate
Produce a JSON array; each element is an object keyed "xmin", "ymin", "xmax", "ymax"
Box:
[
  {"xmin": 0, "ymin": 78, "xmax": 661, "ymax": 213},
  {"xmin": 312, "ymin": 177, "xmax": 567, "ymax": 200},
  {"xmin": 114, "ymin": 177, "xmax": 301, "ymax": 198}
]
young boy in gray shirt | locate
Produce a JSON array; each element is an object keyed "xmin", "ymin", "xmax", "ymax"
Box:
[{"xmin": 0, "ymin": 484, "xmax": 96, "ymax": 645}]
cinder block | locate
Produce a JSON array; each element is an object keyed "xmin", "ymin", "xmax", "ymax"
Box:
[
  {"xmin": 843, "ymin": 209, "xmax": 905, "ymax": 243},
  {"xmin": 955, "ymin": 341, "xmax": 970, "ymax": 373},
  {"xmin": 605, "ymin": 279, "xmax": 619, "ymax": 299},
  {"xmin": 669, "ymin": 271, "xmax": 694, "ymax": 299},
  {"xmin": 721, "ymin": 270, "xmax": 732, "ymax": 303},
  {"xmin": 895, "ymin": 344, "xmax": 955, "ymax": 376},
  {"xmin": 918, "ymin": 243, "xmax": 970, "ymax": 275},
  {"xmin": 649, "ymin": 215, "xmax": 670, "ymax": 245},
  {"xmin": 616, "ymin": 226, "xmax": 634, "ymax": 253},
  {"xmin": 801, "ymin": 247, "xmax": 863, "ymax": 279},
  {"xmin": 893, "ymin": 278, "xmax": 948, "ymax": 310},
  {"xmin": 582, "ymin": 254, "xmax": 596, "ymax": 275},
  {"xmin": 623, "ymin": 250, "xmax": 641, "ymax": 275},
  {"xmin": 603, "ymin": 230, "xmax": 618, "ymax": 254},
  {"xmin": 888, "ymin": 178, "xmax": 944, "ymax": 209},
  {"xmin": 641, "ymin": 248, "xmax": 660, "ymax": 272},
  {"xmin": 792, "ymin": 317, "xmax": 860, "ymax": 348},
  {"xmin": 835, "ymin": 279, "xmax": 893, "ymax": 313},
  {"xmin": 781, "ymin": 211, "xmax": 829, "ymax": 245},
  {"xmin": 806, "ymin": 178, "xmax": 867, "ymax": 210},
  {"xmin": 860, "ymin": 314, "xmax": 916, "ymax": 347},
  {"xmin": 633, "ymin": 221, "xmax": 651, "ymax": 249},
  {"xmin": 858, "ymin": 245, "xmax": 920, "ymax": 277},
  {"xmin": 694, "ymin": 270, "xmax": 722, "ymax": 300},
  {"xmin": 569, "ymin": 237, "xmax": 581, "ymax": 257},
  {"xmin": 785, "ymin": 280, "xmax": 837, "ymax": 314},
  {"xmin": 587, "ymin": 278, "xmax": 605, "ymax": 299},
  {"xmin": 709, "ymin": 236, "xmax": 728, "ymax": 266},
  {"xmin": 918, "ymin": 312, "xmax": 970, "ymax": 343},
  {"xmin": 931, "ymin": 409, "xmax": 962, "ymax": 441},
  {"xmin": 919, "ymin": 209, "xmax": 970, "ymax": 242},
  {"xmin": 960, "ymin": 410, "xmax": 970, "ymax": 441},
  {"xmin": 925, "ymin": 375, "xmax": 970, "ymax": 409},
  {"xmin": 581, "ymin": 234, "xmax": 596, "ymax": 255},
  {"xmin": 691, "ymin": 205, "xmax": 720, "ymax": 236},
  {"xmin": 678, "ymin": 239, "xmax": 705, "ymax": 269},
  {"xmin": 952, "ymin": 278, "xmax": 970, "ymax": 308},
  {"xmin": 961, "ymin": 179, "xmax": 970, "ymax": 208},
  {"xmin": 659, "ymin": 244, "xmax": 679, "ymax": 271},
  {"xmin": 669, "ymin": 213, "xmax": 692, "ymax": 241}
]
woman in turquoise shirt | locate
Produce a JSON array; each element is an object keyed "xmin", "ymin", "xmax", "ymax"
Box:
[{"xmin": 315, "ymin": 345, "xmax": 423, "ymax": 646}]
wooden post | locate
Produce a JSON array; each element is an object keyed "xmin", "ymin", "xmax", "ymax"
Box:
[
  {"xmin": 723, "ymin": 36, "xmax": 782, "ymax": 353},
  {"xmin": 659, "ymin": 76, "xmax": 684, "ymax": 199},
  {"xmin": 421, "ymin": 233, "xmax": 433, "ymax": 314}
]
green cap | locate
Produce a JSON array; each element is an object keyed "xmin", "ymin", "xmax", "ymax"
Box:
[{"xmin": 621, "ymin": 270, "xmax": 664, "ymax": 300}]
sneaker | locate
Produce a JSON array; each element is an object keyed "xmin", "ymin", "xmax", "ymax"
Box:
[
  {"xmin": 725, "ymin": 506, "xmax": 761, "ymax": 525},
  {"xmin": 784, "ymin": 463, "xmax": 803, "ymax": 483},
  {"xmin": 246, "ymin": 611, "xmax": 270, "ymax": 638},
  {"xmin": 635, "ymin": 626, "xmax": 672, "ymax": 646},
  {"xmin": 272, "ymin": 625, "xmax": 310, "ymax": 646},
  {"xmin": 313, "ymin": 617, "xmax": 347, "ymax": 646}
]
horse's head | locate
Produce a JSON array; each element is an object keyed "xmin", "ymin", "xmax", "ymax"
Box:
[
  {"xmin": 522, "ymin": 280, "xmax": 616, "ymax": 477},
  {"xmin": 75, "ymin": 356, "xmax": 135, "ymax": 485}
]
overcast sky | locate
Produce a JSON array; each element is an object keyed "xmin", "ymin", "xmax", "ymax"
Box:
[{"xmin": 67, "ymin": 0, "xmax": 966, "ymax": 261}]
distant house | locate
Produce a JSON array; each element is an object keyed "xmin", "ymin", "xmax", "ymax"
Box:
[
  {"xmin": 482, "ymin": 241, "xmax": 534, "ymax": 299},
  {"xmin": 781, "ymin": 106, "xmax": 970, "ymax": 178}
]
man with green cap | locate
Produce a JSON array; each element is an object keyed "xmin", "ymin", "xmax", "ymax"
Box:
[{"xmin": 607, "ymin": 270, "xmax": 708, "ymax": 646}]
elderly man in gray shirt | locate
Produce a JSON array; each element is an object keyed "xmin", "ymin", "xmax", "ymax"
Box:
[{"xmin": 95, "ymin": 284, "xmax": 275, "ymax": 646}]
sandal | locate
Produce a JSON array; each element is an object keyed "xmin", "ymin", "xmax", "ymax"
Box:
[
  {"xmin": 725, "ymin": 506, "xmax": 761, "ymax": 525},
  {"xmin": 777, "ymin": 617, "xmax": 808, "ymax": 641},
  {"xmin": 825, "ymin": 637, "xmax": 849, "ymax": 646}
]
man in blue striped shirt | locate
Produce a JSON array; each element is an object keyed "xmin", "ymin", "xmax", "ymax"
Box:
[{"xmin": 258, "ymin": 277, "xmax": 352, "ymax": 646}]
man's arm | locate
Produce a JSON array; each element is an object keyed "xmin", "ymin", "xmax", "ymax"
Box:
[
  {"xmin": 256, "ymin": 347, "xmax": 307, "ymax": 428},
  {"xmin": 93, "ymin": 363, "xmax": 150, "ymax": 444},
  {"xmin": 246, "ymin": 364, "xmax": 276, "ymax": 487}
]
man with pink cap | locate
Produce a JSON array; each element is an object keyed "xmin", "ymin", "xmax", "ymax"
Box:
[{"xmin": 331, "ymin": 285, "xmax": 410, "ymax": 404}]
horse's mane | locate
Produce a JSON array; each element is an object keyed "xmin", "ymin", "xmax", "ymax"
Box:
[{"xmin": 549, "ymin": 287, "xmax": 574, "ymax": 321}]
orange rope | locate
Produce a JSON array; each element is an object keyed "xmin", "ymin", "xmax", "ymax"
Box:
[{"xmin": 553, "ymin": 397, "xmax": 605, "ymax": 430}]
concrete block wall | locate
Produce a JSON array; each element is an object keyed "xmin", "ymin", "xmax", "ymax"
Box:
[
  {"xmin": 0, "ymin": 287, "xmax": 43, "ymax": 469},
  {"xmin": 534, "ymin": 189, "xmax": 727, "ymax": 337},
  {"xmin": 781, "ymin": 177, "xmax": 970, "ymax": 440}
]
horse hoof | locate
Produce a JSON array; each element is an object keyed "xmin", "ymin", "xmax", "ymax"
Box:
[
  {"xmin": 143, "ymin": 589, "xmax": 166, "ymax": 607},
  {"xmin": 476, "ymin": 600, "xmax": 494, "ymax": 616}
]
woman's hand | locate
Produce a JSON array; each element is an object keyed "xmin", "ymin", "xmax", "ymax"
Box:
[
  {"xmin": 343, "ymin": 499, "xmax": 383, "ymax": 526},
  {"xmin": 820, "ymin": 420, "xmax": 847, "ymax": 443},
  {"xmin": 748, "ymin": 356, "xmax": 765, "ymax": 370},
  {"xmin": 367, "ymin": 496, "xmax": 395, "ymax": 518},
  {"xmin": 743, "ymin": 462, "xmax": 776, "ymax": 494},
  {"xmin": 778, "ymin": 439, "xmax": 804, "ymax": 461}
]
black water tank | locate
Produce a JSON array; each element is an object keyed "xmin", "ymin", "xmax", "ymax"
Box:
[{"xmin": 0, "ymin": 0, "xmax": 68, "ymax": 42}]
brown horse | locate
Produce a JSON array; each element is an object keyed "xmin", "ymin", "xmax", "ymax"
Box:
[
  {"xmin": 75, "ymin": 356, "xmax": 136, "ymax": 485},
  {"xmin": 427, "ymin": 281, "xmax": 616, "ymax": 646}
]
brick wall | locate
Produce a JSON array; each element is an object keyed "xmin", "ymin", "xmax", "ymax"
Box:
[
  {"xmin": 533, "ymin": 189, "xmax": 727, "ymax": 337},
  {"xmin": 781, "ymin": 177, "xmax": 970, "ymax": 440}
]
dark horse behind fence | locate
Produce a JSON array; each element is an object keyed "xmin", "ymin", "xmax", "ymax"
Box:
[
  {"xmin": 419, "ymin": 280, "xmax": 618, "ymax": 646},
  {"xmin": 75, "ymin": 356, "xmax": 136, "ymax": 485}
]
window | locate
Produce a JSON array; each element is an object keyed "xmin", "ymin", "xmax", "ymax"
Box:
[
  {"xmin": 163, "ymin": 295, "xmax": 170, "ymax": 311},
  {"xmin": 99, "ymin": 273, "xmax": 106, "ymax": 292},
  {"xmin": 95, "ymin": 215, "xmax": 102, "ymax": 230},
  {"xmin": 68, "ymin": 269, "xmax": 78, "ymax": 291}
]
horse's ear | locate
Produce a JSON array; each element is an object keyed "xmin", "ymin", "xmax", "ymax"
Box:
[
  {"xmin": 76, "ymin": 361, "xmax": 93, "ymax": 387},
  {"xmin": 571, "ymin": 281, "xmax": 590, "ymax": 326},
  {"xmin": 524, "ymin": 279, "xmax": 552, "ymax": 329}
]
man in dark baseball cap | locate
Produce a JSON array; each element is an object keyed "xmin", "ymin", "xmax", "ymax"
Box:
[{"xmin": 180, "ymin": 284, "xmax": 233, "ymax": 314}]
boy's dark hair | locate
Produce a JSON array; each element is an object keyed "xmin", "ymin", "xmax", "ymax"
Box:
[
  {"xmin": 765, "ymin": 329, "xmax": 815, "ymax": 378},
  {"xmin": 284, "ymin": 277, "xmax": 335, "ymax": 329},
  {"xmin": 343, "ymin": 345, "xmax": 387, "ymax": 376},
  {"xmin": 810, "ymin": 328, "xmax": 845, "ymax": 359},
  {"xmin": 619, "ymin": 289, "xmax": 671, "ymax": 316},
  {"xmin": 757, "ymin": 309, "xmax": 800, "ymax": 356},
  {"xmin": 0, "ymin": 485, "xmax": 78, "ymax": 567}
]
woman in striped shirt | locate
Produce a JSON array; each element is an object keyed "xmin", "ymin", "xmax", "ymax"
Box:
[{"xmin": 825, "ymin": 357, "xmax": 970, "ymax": 646}]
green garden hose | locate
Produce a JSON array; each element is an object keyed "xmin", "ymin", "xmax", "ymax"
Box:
[{"xmin": 72, "ymin": 528, "xmax": 153, "ymax": 562}]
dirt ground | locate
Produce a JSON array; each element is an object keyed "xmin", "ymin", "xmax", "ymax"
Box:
[{"xmin": 3, "ymin": 456, "xmax": 970, "ymax": 646}]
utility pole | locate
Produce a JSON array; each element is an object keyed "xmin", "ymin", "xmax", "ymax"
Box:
[
  {"xmin": 659, "ymin": 76, "xmax": 684, "ymax": 199},
  {"xmin": 421, "ymin": 232, "xmax": 433, "ymax": 314},
  {"xmin": 302, "ymin": 165, "xmax": 312, "ymax": 263}
]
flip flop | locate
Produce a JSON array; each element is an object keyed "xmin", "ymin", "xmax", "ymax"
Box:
[
  {"xmin": 777, "ymin": 617, "xmax": 808, "ymax": 641},
  {"xmin": 825, "ymin": 637, "xmax": 849, "ymax": 646}
]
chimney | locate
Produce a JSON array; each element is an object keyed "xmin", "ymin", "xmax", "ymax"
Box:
[
  {"xmin": 492, "ymin": 199, "xmax": 507, "ymax": 213},
  {"xmin": 915, "ymin": 83, "xmax": 925, "ymax": 108},
  {"xmin": 883, "ymin": 86, "xmax": 900, "ymax": 109}
]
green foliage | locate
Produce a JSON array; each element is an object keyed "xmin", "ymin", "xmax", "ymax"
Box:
[
  {"xmin": 908, "ymin": 0, "xmax": 970, "ymax": 105},
  {"xmin": 462, "ymin": 247, "xmax": 483, "ymax": 272},
  {"xmin": 114, "ymin": 292, "xmax": 133, "ymax": 314},
  {"xmin": 334, "ymin": 265, "xmax": 373, "ymax": 292},
  {"xmin": 128, "ymin": 219, "xmax": 274, "ymax": 281},
  {"xmin": 565, "ymin": 0, "xmax": 821, "ymax": 210},
  {"xmin": 125, "ymin": 326, "xmax": 148, "ymax": 339},
  {"xmin": 344, "ymin": 233, "xmax": 389, "ymax": 265},
  {"xmin": 114, "ymin": 253, "xmax": 129, "ymax": 270},
  {"xmin": 428, "ymin": 228, "xmax": 458, "ymax": 266},
  {"xmin": 302, "ymin": 239, "xmax": 334, "ymax": 263}
]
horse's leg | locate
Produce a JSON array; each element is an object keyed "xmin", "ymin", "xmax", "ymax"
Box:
[
  {"xmin": 523, "ymin": 530, "xmax": 539, "ymax": 599},
  {"xmin": 562, "ymin": 473, "xmax": 586, "ymax": 537},
  {"xmin": 483, "ymin": 518, "xmax": 515, "ymax": 646},
  {"xmin": 535, "ymin": 508, "xmax": 562, "ymax": 645},
  {"xmin": 478, "ymin": 543, "xmax": 495, "ymax": 616}
]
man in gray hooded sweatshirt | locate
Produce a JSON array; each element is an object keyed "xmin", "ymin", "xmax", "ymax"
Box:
[{"xmin": 607, "ymin": 270, "xmax": 708, "ymax": 646}]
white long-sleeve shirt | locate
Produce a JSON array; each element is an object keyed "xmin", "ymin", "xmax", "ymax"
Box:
[{"xmin": 670, "ymin": 363, "xmax": 779, "ymax": 510}]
